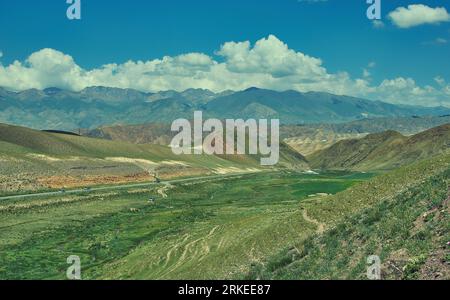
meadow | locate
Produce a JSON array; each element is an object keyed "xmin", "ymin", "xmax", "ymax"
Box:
[{"xmin": 0, "ymin": 171, "xmax": 369, "ymax": 279}]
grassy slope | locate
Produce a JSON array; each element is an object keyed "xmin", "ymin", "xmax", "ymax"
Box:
[
  {"xmin": 0, "ymin": 123, "xmax": 305, "ymax": 169},
  {"xmin": 308, "ymin": 124, "xmax": 450, "ymax": 171},
  {"xmin": 0, "ymin": 123, "xmax": 237, "ymax": 164},
  {"xmin": 0, "ymin": 123, "xmax": 309, "ymax": 193},
  {"xmin": 245, "ymin": 153, "xmax": 450, "ymax": 280},
  {"xmin": 87, "ymin": 123, "xmax": 173, "ymax": 145}
]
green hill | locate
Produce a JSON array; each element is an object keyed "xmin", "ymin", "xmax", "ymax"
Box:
[
  {"xmin": 0, "ymin": 123, "xmax": 308, "ymax": 193},
  {"xmin": 308, "ymin": 124, "xmax": 450, "ymax": 171},
  {"xmin": 87, "ymin": 123, "xmax": 174, "ymax": 145},
  {"xmin": 0, "ymin": 123, "xmax": 180, "ymax": 160},
  {"xmin": 244, "ymin": 152, "xmax": 450, "ymax": 280}
]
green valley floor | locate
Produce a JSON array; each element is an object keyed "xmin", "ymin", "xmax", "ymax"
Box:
[{"xmin": 0, "ymin": 153, "xmax": 448, "ymax": 279}]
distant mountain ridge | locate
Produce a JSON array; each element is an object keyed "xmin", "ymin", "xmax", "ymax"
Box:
[
  {"xmin": 85, "ymin": 115, "xmax": 450, "ymax": 148},
  {"xmin": 281, "ymin": 115, "xmax": 450, "ymax": 137},
  {"xmin": 1, "ymin": 86, "xmax": 449, "ymax": 130}
]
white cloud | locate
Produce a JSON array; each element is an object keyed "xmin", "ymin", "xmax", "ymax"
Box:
[
  {"xmin": 423, "ymin": 37, "xmax": 448, "ymax": 46},
  {"xmin": 0, "ymin": 48, "xmax": 84, "ymax": 91},
  {"xmin": 217, "ymin": 35, "xmax": 326, "ymax": 79},
  {"xmin": 0, "ymin": 51, "xmax": 3, "ymax": 59},
  {"xmin": 363, "ymin": 61, "xmax": 377, "ymax": 79},
  {"xmin": 372, "ymin": 20, "xmax": 385, "ymax": 29},
  {"xmin": 435, "ymin": 76, "xmax": 446, "ymax": 86},
  {"xmin": 0, "ymin": 35, "xmax": 449, "ymax": 107},
  {"xmin": 388, "ymin": 4, "xmax": 450, "ymax": 28},
  {"xmin": 375, "ymin": 77, "xmax": 450, "ymax": 107},
  {"xmin": 435, "ymin": 37, "xmax": 448, "ymax": 44}
]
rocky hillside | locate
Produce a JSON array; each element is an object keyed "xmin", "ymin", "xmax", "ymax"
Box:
[{"xmin": 308, "ymin": 124, "xmax": 450, "ymax": 171}]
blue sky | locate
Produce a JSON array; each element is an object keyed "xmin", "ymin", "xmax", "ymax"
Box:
[{"xmin": 0, "ymin": 0, "xmax": 449, "ymax": 106}]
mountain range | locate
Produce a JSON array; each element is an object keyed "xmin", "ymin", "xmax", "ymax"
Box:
[{"xmin": 1, "ymin": 86, "xmax": 449, "ymax": 131}]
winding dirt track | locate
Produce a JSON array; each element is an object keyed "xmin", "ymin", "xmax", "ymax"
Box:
[{"xmin": 302, "ymin": 209, "xmax": 326, "ymax": 234}]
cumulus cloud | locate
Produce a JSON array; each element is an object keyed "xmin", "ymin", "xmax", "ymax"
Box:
[
  {"xmin": 0, "ymin": 48, "xmax": 85, "ymax": 91},
  {"xmin": 375, "ymin": 77, "xmax": 450, "ymax": 107},
  {"xmin": 389, "ymin": 4, "xmax": 450, "ymax": 28},
  {"xmin": 0, "ymin": 35, "xmax": 449, "ymax": 107},
  {"xmin": 217, "ymin": 35, "xmax": 326, "ymax": 79},
  {"xmin": 0, "ymin": 36, "xmax": 361, "ymax": 95}
]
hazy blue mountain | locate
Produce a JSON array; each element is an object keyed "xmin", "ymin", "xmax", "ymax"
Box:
[
  {"xmin": 0, "ymin": 86, "xmax": 449, "ymax": 130},
  {"xmin": 205, "ymin": 88, "xmax": 450, "ymax": 123}
]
